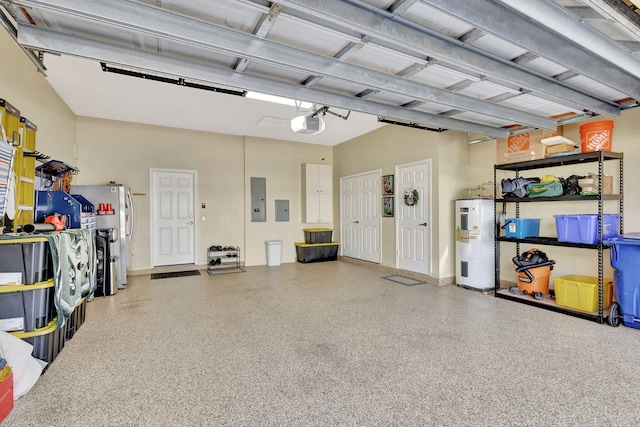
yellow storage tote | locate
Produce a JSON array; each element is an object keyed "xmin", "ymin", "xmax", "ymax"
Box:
[{"xmin": 554, "ymin": 275, "xmax": 613, "ymax": 312}]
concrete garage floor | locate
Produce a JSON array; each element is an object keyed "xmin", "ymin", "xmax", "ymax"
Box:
[{"xmin": 6, "ymin": 260, "xmax": 640, "ymax": 426}]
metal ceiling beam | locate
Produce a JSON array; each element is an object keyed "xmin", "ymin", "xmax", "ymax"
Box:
[
  {"xmin": 619, "ymin": 40, "xmax": 640, "ymax": 52},
  {"xmin": 568, "ymin": 6, "xmax": 612, "ymax": 22},
  {"xmin": 234, "ymin": 3, "xmax": 283, "ymax": 72},
  {"xmin": 355, "ymin": 88, "xmax": 378, "ymax": 99},
  {"xmin": 487, "ymin": 91, "xmax": 527, "ymax": 103},
  {"xmin": 396, "ymin": 59, "xmax": 437, "ymax": 78},
  {"xmin": 0, "ymin": 4, "xmax": 46, "ymax": 74},
  {"xmin": 579, "ymin": 0, "xmax": 640, "ymax": 40},
  {"xmin": 274, "ymin": 0, "xmax": 620, "ymax": 117},
  {"xmin": 17, "ymin": 24, "xmax": 509, "ymax": 138},
  {"xmin": 299, "ymin": 36, "xmax": 370, "ymax": 88},
  {"xmin": 496, "ymin": 0, "xmax": 640, "ymax": 81},
  {"xmin": 387, "ymin": 0, "xmax": 418, "ymax": 16},
  {"xmin": 446, "ymin": 79, "xmax": 477, "ymax": 92},
  {"xmin": 511, "ymin": 52, "xmax": 539, "ymax": 66},
  {"xmin": 554, "ymin": 70, "xmax": 580, "ymax": 82},
  {"xmin": 458, "ymin": 28, "xmax": 485, "ymax": 44},
  {"xmin": 422, "ymin": 0, "xmax": 640, "ymax": 100},
  {"xmin": 294, "ymin": 1, "xmax": 419, "ymax": 96},
  {"xmin": 11, "ymin": 0, "xmax": 556, "ymax": 129}
]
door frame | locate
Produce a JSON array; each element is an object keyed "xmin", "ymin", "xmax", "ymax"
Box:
[
  {"xmin": 394, "ymin": 159, "xmax": 432, "ymax": 274},
  {"xmin": 339, "ymin": 169, "xmax": 382, "ymax": 261},
  {"xmin": 149, "ymin": 167, "xmax": 199, "ymax": 267}
]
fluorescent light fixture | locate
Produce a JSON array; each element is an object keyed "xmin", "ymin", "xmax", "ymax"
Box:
[
  {"xmin": 246, "ymin": 91, "xmax": 313, "ymax": 110},
  {"xmin": 291, "ymin": 115, "xmax": 325, "ymax": 134}
]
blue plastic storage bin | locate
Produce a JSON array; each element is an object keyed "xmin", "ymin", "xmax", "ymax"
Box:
[
  {"xmin": 504, "ymin": 218, "xmax": 540, "ymax": 239},
  {"xmin": 555, "ymin": 214, "xmax": 620, "ymax": 244},
  {"xmin": 606, "ymin": 234, "xmax": 640, "ymax": 329}
]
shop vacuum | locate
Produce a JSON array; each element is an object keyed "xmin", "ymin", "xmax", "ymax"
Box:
[{"xmin": 510, "ymin": 248, "xmax": 555, "ymax": 300}]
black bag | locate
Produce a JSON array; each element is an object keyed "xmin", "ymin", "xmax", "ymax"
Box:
[
  {"xmin": 501, "ymin": 177, "xmax": 540, "ymax": 198},
  {"xmin": 513, "ymin": 248, "xmax": 549, "ymax": 267},
  {"xmin": 561, "ymin": 175, "xmax": 585, "ymax": 196}
]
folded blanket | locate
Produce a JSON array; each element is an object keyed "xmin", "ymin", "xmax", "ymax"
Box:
[{"xmin": 43, "ymin": 229, "xmax": 95, "ymax": 327}]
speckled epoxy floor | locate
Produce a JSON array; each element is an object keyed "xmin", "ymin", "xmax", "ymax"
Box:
[{"xmin": 5, "ymin": 260, "xmax": 640, "ymax": 426}]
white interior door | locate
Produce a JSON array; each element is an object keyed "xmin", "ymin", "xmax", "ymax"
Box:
[
  {"xmin": 340, "ymin": 171, "xmax": 381, "ymax": 263},
  {"xmin": 396, "ymin": 160, "xmax": 431, "ymax": 274},
  {"xmin": 341, "ymin": 176, "xmax": 358, "ymax": 258},
  {"xmin": 151, "ymin": 169, "xmax": 196, "ymax": 266}
]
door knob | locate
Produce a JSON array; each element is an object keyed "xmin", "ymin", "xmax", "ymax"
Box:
[
  {"xmin": 354, "ymin": 220, "xmax": 359, "ymax": 224},
  {"xmin": 187, "ymin": 221, "xmax": 194, "ymax": 225},
  {"xmin": 419, "ymin": 222, "xmax": 428, "ymax": 226}
]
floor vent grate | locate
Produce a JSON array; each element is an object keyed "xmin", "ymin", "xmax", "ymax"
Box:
[{"xmin": 150, "ymin": 270, "xmax": 201, "ymax": 280}]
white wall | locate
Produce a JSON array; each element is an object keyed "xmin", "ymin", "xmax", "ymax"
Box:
[
  {"xmin": 243, "ymin": 136, "xmax": 332, "ymax": 266},
  {"xmin": 435, "ymin": 131, "xmax": 471, "ymax": 279},
  {"xmin": 75, "ymin": 117, "xmax": 245, "ymax": 270},
  {"xmin": 74, "ymin": 118, "xmax": 333, "ymax": 271},
  {"xmin": 0, "ymin": 30, "xmax": 76, "ymax": 164},
  {"xmin": 333, "ymin": 125, "xmax": 469, "ymax": 279}
]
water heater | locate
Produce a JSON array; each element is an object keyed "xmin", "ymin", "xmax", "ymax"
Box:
[{"xmin": 455, "ymin": 199, "xmax": 495, "ymax": 291}]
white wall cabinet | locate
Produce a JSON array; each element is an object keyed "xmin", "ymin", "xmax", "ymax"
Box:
[{"xmin": 302, "ymin": 163, "xmax": 332, "ymax": 223}]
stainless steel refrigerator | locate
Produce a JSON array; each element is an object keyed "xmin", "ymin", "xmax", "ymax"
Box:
[{"xmin": 70, "ymin": 184, "xmax": 134, "ymax": 288}]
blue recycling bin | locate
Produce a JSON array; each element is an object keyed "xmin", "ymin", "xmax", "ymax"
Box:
[{"xmin": 606, "ymin": 234, "xmax": 640, "ymax": 329}]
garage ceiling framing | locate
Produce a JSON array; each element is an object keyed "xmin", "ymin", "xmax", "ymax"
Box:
[{"xmin": 2, "ymin": 0, "xmax": 640, "ymax": 141}]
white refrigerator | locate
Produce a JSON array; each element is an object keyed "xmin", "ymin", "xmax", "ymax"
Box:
[
  {"xmin": 71, "ymin": 184, "xmax": 134, "ymax": 288},
  {"xmin": 455, "ymin": 199, "xmax": 495, "ymax": 291}
]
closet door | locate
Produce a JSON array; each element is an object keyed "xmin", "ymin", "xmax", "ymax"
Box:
[{"xmin": 340, "ymin": 171, "xmax": 380, "ymax": 263}]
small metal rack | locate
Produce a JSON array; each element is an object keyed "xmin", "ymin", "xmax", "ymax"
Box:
[{"xmin": 207, "ymin": 245, "xmax": 242, "ymax": 275}]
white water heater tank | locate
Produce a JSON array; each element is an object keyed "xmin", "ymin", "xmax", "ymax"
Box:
[{"xmin": 455, "ymin": 199, "xmax": 495, "ymax": 291}]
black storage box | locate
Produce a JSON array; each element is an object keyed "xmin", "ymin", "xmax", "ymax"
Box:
[
  {"xmin": 0, "ymin": 284, "xmax": 55, "ymax": 332},
  {"xmin": 303, "ymin": 228, "xmax": 333, "ymax": 244},
  {"xmin": 295, "ymin": 242, "xmax": 339, "ymax": 263},
  {"xmin": 65, "ymin": 298, "xmax": 87, "ymax": 341},
  {"xmin": 0, "ymin": 240, "xmax": 52, "ymax": 284},
  {"xmin": 16, "ymin": 318, "xmax": 65, "ymax": 364}
]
